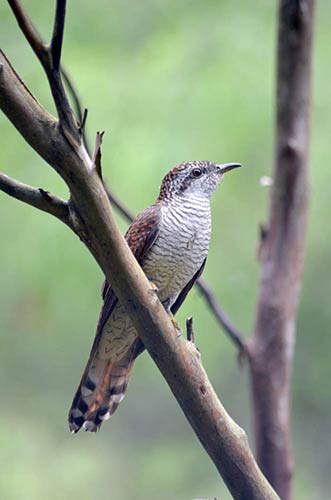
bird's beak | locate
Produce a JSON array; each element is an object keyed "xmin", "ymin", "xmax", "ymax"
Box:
[{"xmin": 217, "ymin": 163, "xmax": 242, "ymax": 174}]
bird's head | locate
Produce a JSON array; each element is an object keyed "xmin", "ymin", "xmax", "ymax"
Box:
[{"xmin": 158, "ymin": 160, "xmax": 242, "ymax": 201}]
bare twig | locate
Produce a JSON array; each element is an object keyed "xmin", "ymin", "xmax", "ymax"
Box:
[
  {"xmin": 57, "ymin": 65, "xmax": 136, "ymax": 220},
  {"xmin": 93, "ymin": 131, "xmax": 104, "ymax": 178},
  {"xmin": 8, "ymin": 0, "xmax": 47, "ymax": 66},
  {"xmin": 196, "ymin": 279, "xmax": 247, "ymax": 353},
  {"xmin": 80, "ymin": 108, "xmax": 88, "ymax": 133},
  {"xmin": 61, "ymin": 68, "xmax": 84, "ymax": 122},
  {"xmin": 61, "ymin": 68, "xmax": 91, "ymax": 154},
  {"xmin": 8, "ymin": 0, "xmax": 79, "ymax": 140},
  {"xmin": 105, "ymin": 188, "xmax": 135, "ymax": 221},
  {"xmin": 0, "ymin": 172, "xmax": 72, "ymax": 227},
  {"xmin": 50, "ymin": 0, "xmax": 66, "ymax": 70},
  {"xmin": 58, "ymin": 71, "xmax": 136, "ymax": 216},
  {"xmin": 186, "ymin": 316, "xmax": 194, "ymax": 343},
  {"xmin": 47, "ymin": 0, "xmax": 78, "ymax": 135}
]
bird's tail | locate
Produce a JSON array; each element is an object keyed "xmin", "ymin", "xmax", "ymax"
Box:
[{"xmin": 68, "ymin": 338, "xmax": 143, "ymax": 433}]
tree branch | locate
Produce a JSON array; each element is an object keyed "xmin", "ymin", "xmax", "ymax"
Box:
[
  {"xmin": 1, "ymin": 2, "xmax": 280, "ymax": 495},
  {"xmin": 93, "ymin": 131, "xmax": 104, "ymax": 178},
  {"xmin": 8, "ymin": 0, "xmax": 47, "ymax": 66},
  {"xmin": 0, "ymin": 172, "xmax": 72, "ymax": 228},
  {"xmin": 60, "ymin": 67, "xmax": 142, "ymax": 220},
  {"xmin": 186, "ymin": 316, "xmax": 194, "ymax": 343},
  {"xmin": 0, "ymin": 48, "xmax": 61, "ymax": 168},
  {"xmin": 8, "ymin": 0, "xmax": 79, "ymax": 141},
  {"xmin": 50, "ymin": 0, "xmax": 66, "ymax": 71},
  {"xmin": 196, "ymin": 279, "xmax": 247, "ymax": 353},
  {"xmin": 249, "ymin": 2, "xmax": 315, "ymax": 499},
  {"xmin": 61, "ymin": 67, "xmax": 90, "ymax": 154},
  {"xmin": 105, "ymin": 188, "xmax": 135, "ymax": 221},
  {"xmin": 61, "ymin": 67, "xmax": 84, "ymax": 122}
]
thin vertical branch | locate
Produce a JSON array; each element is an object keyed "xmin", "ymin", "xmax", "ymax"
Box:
[
  {"xmin": 249, "ymin": 2, "xmax": 315, "ymax": 499},
  {"xmin": 47, "ymin": 0, "xmax": 78, "ymax": 137},
  {"xmin": 8, "ymin": 0, "xmax": 79, "ymax": 140},
  {"xmin": 7, "ymin": 0, "xmax": 47, "ymax": 65},
  {"xmin": 50, "ymin": 0, "xmax": 66, "ymax": 70}
]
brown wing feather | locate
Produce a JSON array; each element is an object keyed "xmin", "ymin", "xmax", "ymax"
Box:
[
  {"xmin": 96, "ymin": 204, "xmax": 161, "ymax": 336},
  {"xmin": 68, "ymin": 204, "xmax": 161, "ymax": 433}
]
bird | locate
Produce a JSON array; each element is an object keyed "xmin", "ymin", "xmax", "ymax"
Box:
[{"xmin": 68, "ymin": 160, "xmax": 241, "ymax": 433}]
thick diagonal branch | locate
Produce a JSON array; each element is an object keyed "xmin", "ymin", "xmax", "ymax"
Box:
[{"xmin": 0, "ymin": 47, "xmax": 278, "ymax": 500}]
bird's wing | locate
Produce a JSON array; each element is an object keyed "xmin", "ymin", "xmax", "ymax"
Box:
[
  {"xmin": 95, "ymin": 203, "xmax": 161, "ymax": 339},
  {"xmin": 68, "ymin": 204, "xmax": 161, "ymax": 432},
  {"xmin": 171, "ymin": 258, "xmax": 207, "ymax": 315}
]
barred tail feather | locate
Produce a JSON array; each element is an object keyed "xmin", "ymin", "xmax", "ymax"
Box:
[{"xmin": 68, "ymin": 343, "xmax": 139, "ymax": 433}]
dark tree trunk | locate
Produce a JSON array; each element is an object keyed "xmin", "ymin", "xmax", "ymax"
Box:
[{"xmin": 249, "ymin": 1, "xmax": 315, "ymax": 499}]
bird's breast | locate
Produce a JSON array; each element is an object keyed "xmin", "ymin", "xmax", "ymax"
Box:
[{"xmin": 142, "ymin": 197, "xmax": 211, "ymax": 304}]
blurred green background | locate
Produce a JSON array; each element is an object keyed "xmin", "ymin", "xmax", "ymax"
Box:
[{"xmin": 0, "ymin": 1, "xmax": 330, "ymax": 499}]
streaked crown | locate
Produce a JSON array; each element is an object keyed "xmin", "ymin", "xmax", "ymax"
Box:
[{"xmin": 158, "ymin": 160, "xmax": 241, "ymax": 201}]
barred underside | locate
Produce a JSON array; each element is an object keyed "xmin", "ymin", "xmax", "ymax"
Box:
[{"xmin": 143, "ymin": 196, "xmax": 211, "ymax": 305}]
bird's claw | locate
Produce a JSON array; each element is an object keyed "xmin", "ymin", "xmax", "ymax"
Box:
[{"xmin": 149, "ymin": 280, "xmax": 159, "ymax": 293}]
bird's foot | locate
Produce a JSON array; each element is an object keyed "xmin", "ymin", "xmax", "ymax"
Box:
[
  {"xmin": 149, "ymin": 280, "xmax": 159, "ymax": 293},
  {"xmin": 167, "ymin": 310, "xmax": 182, "ymax": 337}
]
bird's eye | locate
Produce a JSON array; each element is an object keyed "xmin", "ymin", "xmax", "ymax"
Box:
[{"xmin": 191, "ymin": 167, "xmax": 202, "ymax": 178}]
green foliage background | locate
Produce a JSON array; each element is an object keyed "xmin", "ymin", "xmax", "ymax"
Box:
[{"xmin": 0, "ymin": 1, "xmax": 330, "ymax": 499}]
